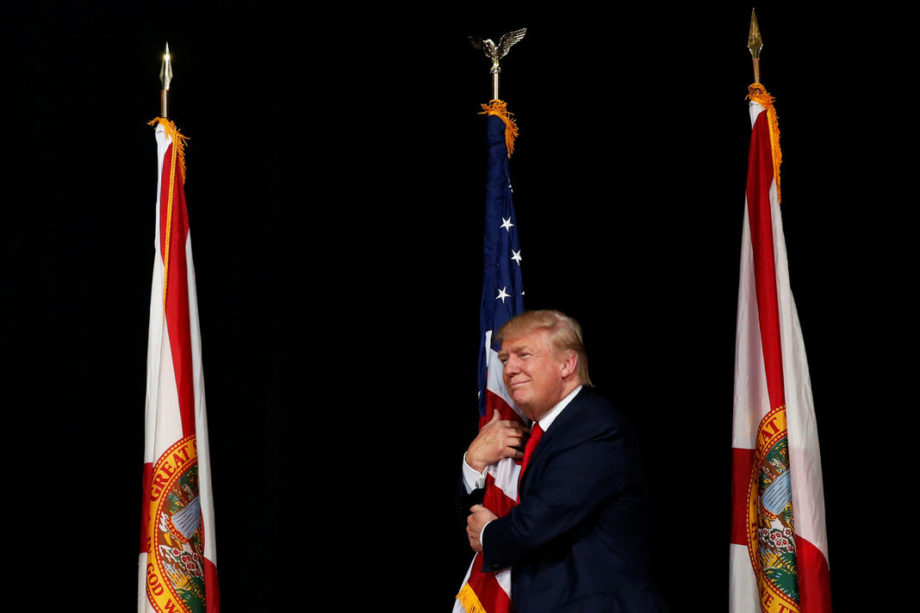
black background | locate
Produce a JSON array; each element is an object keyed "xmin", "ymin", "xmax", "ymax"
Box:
[{"xmin": 4, "ymin": 2, "xmax": 912, "ymax": 610}]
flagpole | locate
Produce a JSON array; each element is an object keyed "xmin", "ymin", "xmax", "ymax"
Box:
[
  {"xmin": 733, "ymin": 12, "xmax": 832, "ymax": 612},
  {"xmin": 454, "ymin": 28, "xmax": 528, "ymax": 613},
  {"xmin": 744, "ymin": 12, "xmax": 783, "ymax": 203},
  {"xmin": 748, "ymin": 9, "xmax": 763, "ymax": 83},
  {"xmin": 159, "ymin": 43, "xmax": 172, "ymax": 118},
  {"xmin": 142, "ymin": 40, "xmax": 221, "ymax": 613}
]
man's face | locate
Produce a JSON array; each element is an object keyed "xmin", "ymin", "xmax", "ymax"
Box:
[{"xmin": 498, "ymin": 328, "xmax": 572, "ymax": 422}]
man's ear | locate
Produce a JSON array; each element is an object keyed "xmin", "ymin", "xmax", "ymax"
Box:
[{"xmin": 560, "ymin": 351, "xmax": 578, "ymax": 378}]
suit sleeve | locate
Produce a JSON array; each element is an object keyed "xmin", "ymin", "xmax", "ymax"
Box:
[
  {"xmin": 457, "ymin": 472, "xmax": 486, "ymax": 520},
  {"xmin": 481, "ymin": 418, "xmax": 638, "ymax": 571}
]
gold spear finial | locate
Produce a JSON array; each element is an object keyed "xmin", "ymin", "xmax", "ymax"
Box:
[
  {"xmin": 748, "ymin": 9, "xmax": 763, "ymax": 84},
  {"xmin": 159, "ymin": 43, "xmax": 173, "ymax": 118}
]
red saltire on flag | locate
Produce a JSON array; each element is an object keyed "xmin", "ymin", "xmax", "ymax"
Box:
[
  {"xmin": 139, "ymin": 118, "xmax": 220, "ymax": 613},
  {"xmin": 454, "ymin": 100, "xmax": 524, "ymax": 613},
  {"xmin": 729, "ymin": 84, "xmax": 831, "ymax": 613}
]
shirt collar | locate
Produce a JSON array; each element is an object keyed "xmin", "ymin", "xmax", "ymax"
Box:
[{"xmin": 536, "ymin": 385, "xmax": 583, "ymax": 432}]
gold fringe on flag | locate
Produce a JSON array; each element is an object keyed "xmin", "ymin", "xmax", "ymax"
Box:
[
  {"xmin": 456, "ymin": 582, "xmax": 488, "ymax": 613},
  {"xmin": 746, "ymin": 84, "xmax": 783, "ymax": 202},
  {"xmin": 148, "ymin": 117, "xmax": 189, "ymax": 183},
  {"xmin": 148, "ymin": 117, "xmax": 190, "ymax": 306},
  {"xmin": 480, "ymin": 99, "xmax": 519, "ymax": 158}
]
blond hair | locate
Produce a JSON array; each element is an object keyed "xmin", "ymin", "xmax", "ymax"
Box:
[{"xmin": 497, "ymin": 310, "xmax": 593, "ymax": 386}]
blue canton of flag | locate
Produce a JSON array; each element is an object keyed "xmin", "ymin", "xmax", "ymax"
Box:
[{"xmin": 478, "ymin": 114, "xmax": 525, "ymax": 418}]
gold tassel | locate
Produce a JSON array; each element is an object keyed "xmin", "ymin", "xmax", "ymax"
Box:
[
  {"xmin": 148, "ymin": 117, "xmax": 189, "ymax": 183},
  {"xmin": 747, "ymin": 84, "xmax": 783, "ymax": 203},
  {"xmin": 148, "ymin": 117, "xmax": 190, "ymax": 306},
  {"xmin": 456, "ymin": 582, "xmax": 488, "ymax": 613},
  {"xmin": 479, "ymin": 99, "xmax": 519, "ymax": 158}
]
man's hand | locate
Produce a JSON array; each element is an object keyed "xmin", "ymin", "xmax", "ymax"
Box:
[
  {"xmin": 466, "ymin": 410, "xmax": 529, "ymax": 472},
  {"xmin": 466, "ymin": 504, "xmax": 498, "ymax": 552}
]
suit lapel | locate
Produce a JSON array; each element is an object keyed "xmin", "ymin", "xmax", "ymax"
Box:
[{"xmin": 519, "ymin": 387, "xmax": 589, "ymax": 492}]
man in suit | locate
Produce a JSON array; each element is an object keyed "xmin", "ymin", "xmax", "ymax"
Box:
[{"xmin": 463, "ymin": 310, "xmax": 666, "ymax": 612}]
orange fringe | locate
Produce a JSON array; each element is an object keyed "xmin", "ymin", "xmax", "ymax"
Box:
[
  {"xmin": 479, "ymin": 99, "xmax": 519, "ymax": 158},
  {"xmin": 148, "ymin": 117, "xmax": 189, "ymax": 306},
  {"xmin": 148, "ymin": 117, "xmax": 189, "ymax": 183},
  {"xmin": 456, "ymin": 582, "xmax": 488, "ymax": 613},
  {"xmin": 747, "ymin": 84, "xmax": 783, "ymax": 202}
]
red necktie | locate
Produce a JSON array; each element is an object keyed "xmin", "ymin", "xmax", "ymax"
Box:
[{"xmin": 518, "ymin": 423, "xmax": 544, "ymax": 490}]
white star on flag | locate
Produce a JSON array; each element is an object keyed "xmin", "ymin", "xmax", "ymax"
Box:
[
  {"xmin": 496, "ymin": 286, "xmax": 510, "ymax": 303},
  {"xmin": 511, "ymin": 250, "xmax": 522, "ymax": 265},
  {"xmin": 500, "ymin": 217, "xmax": 514, "ymax": 232}
]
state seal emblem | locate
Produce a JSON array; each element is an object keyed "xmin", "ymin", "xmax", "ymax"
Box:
[
  {"xmin": 746, "ymin": 406, "xmax": 800, "ymax": 613},
  {"xmin": 145, "ymin": 436, "xmax": 206, "ymax": 613}
]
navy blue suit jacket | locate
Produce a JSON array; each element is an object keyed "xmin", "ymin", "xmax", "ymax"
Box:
[{"xmin": 475, "ymin": 387, "xmax": 666, "ymax": 612}]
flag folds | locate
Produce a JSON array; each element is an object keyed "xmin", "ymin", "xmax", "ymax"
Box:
[
  {"xmin": 139, "ymin": 118, "xmax": 220, "ymax": 613},
  {"xmin": 454, "ymin": 101, "xmax": 524, "ymax": 613},
  {"xmin": 729, "ymin": 86, "xmax": 831, "ymax": 613}
]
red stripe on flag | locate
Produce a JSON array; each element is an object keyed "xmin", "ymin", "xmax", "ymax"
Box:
[
  {"xmin": 465, "ymin": 553, "xmax": 512, "ymax": 612},
  {"xmin": 796, "ymin": 536, "xmax": 832, "ymax": 613},
  {"xmin": 204, "ymin": 557, "xmax": 221, "ymax": 613},
  {"xmin": 482, "ymin": 473, "xmax": 516, "ymax": 519},
  {"xmin": 746, "ymin": 110, "xmax": 786, "ymax": 411},
  {"xmin": 139, "ymin": 461, "xmax": 153, "ymax": 553},
  {"xmin": 482, "ymin": 389, "xmax": 519, "ymax": 428},
  {"xmin": 730, "ymin": 448, "xmax": 753, "ymax": 546},
  {"xmin": 159, "ymin": 142, "xmax": 196, "ymax": 437}
]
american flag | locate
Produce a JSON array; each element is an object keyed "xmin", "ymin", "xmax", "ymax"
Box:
[{"xmin": 455, "ymin": 106, "xmax": 524, "ymax": 613}]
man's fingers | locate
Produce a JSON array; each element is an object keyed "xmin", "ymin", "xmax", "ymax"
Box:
[
  {"xmin": 493, "ymin": 422, "xmax": 527, "ymax": 438},
  {"xmin": 487, "ymin": 411, "xmax": 525, "ymax": 431},
  {"xmin": 468, "ymin": 415, "xmax": 529, "ymax": 470},
  {"xmin": 502, "ymin": 433, "xmax": 525, "ymax": 448}
]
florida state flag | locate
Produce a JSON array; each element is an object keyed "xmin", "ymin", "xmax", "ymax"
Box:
[
  {"xmin": 729, "ymin": 85, "xmax": 831, "ymax": 613},
  {"xmin": 139, "ymin": 118, "xmax": 220, "ymax": 613}
]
